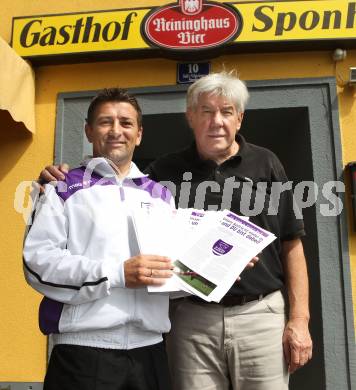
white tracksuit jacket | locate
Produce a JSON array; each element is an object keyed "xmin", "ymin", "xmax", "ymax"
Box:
[{"xmin": 23, "ymin": 158, "xmax": 174, "ymax": 349}]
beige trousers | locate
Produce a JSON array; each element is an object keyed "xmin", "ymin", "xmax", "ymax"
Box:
[{"xmin": 166, "ymin": 290, "xmax": 289, "ymax": 390}]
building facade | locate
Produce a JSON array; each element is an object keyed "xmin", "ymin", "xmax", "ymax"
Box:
[{"xmin": 1, "ymin": 1, "xmax": 355, "ymax": 389}]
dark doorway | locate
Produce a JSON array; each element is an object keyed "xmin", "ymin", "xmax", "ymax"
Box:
[
  {"xmin": 134, "ymin": 112, "xmax": 193, "ymax": 170},
  {"xmin": 242, "ymin": 107, "xmax": 323, "ymax": 390}
]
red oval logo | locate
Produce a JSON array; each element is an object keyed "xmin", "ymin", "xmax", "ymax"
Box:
[{"xmin": 142, "ymin": 1, "xmax": 242, "ymax": 50}]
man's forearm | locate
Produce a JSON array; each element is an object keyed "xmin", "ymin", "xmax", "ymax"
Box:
[
  {"xmin": 282, "ymin": 238, "xmax": 312, "ymax": 372},
  {"xmin": 282, "ymin": 238, "xmax": 310, "ymax": 320}
]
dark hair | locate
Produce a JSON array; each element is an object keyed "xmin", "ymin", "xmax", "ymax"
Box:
[{"xmin": 86, "ymin": 88, "xmax": 142, "ymax": 127}]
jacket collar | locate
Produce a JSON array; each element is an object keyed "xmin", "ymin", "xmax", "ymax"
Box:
[{"xmin": 80, "ymin": 157, "xmax": 147, "ymax": 180}]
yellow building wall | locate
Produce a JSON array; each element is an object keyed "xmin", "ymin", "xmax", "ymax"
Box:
[{"xmin": 1, "ymin": 0, "xmax": 355, "ymax": 383}]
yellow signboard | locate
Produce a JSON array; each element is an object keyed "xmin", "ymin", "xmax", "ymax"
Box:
[
  {"xmin": 235, "ymin": 1, "xmax": 356, "ymax": 41},
  {"xmin": 12, "ymin": 8, "xmax": 150, "ymax": 57},
  {"xmin": 11, "ymin": 1, "xmax": 356, "ymax": 59}
]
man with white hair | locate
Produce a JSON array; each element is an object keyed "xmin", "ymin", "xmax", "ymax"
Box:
[{"xmin": 146, "ymin": 72, "xmax": 312, "ymax": 390}]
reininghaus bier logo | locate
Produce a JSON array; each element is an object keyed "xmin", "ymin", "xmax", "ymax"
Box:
[{"xmin": 142, "ymin": 0, "xmax": 242, "ymax": 49}]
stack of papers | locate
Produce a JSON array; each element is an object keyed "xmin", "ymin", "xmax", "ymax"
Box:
[{"xmin": 132, "ymin": 208, "xmax": 276, "ymax": 303}]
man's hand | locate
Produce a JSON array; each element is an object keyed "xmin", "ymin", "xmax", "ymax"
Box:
[
  {"xmin": 236, "ymin": 255, "xmax": 259, "ymax": 281},
  {"xmin": 282, "ymin": 317, "xmax": 313, "ymax": 373},
  {"xmin": 39, "ymin": 163, "xmax": 69, "ymax": 184},
  {"xmin": 246, "ymin": 255, "xmax": 259, "ymax": 268},
  {"xmin": 124, "ymin": 255, "xmax": 173, "ymax": 288}
]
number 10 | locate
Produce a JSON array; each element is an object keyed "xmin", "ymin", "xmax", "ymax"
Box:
[{"xmin": 188, "ymin": 63, "xmax": 199, "ymax": 73}]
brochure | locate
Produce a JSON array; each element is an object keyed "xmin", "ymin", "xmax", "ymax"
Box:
[{"xmin": 132, "ymin": 207, "xmax": 276, "ymax": 302}]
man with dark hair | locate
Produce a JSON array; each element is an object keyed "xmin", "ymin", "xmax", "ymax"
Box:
[
  {"xmin": 24, "ymin": 88, "xmax": 174, "ymax": 390},
  {"xmin": 86, "ymin": 88, "xmax": 143, "ymax": 127}
]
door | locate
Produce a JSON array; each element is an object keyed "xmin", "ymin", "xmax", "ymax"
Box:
[{"xmin": 55, "ymin": 78, "xmax": 356, "ymax": 390}]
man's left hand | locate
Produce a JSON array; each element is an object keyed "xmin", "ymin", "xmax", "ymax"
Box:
[
  {"xmin": 236, "ymin": 255, "xmax": 259, "ymax": 281},
  {"xmin": 247, "ymin": 255, "xmax": 259, "ymax": 268},
  {"xmin": 282, "ymin": 317, "xmax": 312, "ymax": 373}
]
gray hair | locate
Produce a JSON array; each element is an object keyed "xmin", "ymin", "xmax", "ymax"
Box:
[{"xmin": 186, "ymin": 72, "xmax": 249, "ymax": 113}]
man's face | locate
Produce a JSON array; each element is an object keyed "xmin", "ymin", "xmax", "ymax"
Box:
[
  {"xmin": 186, "ymin": 93, "xmax": 243, "ymax": 163},
  {"xmin": 85, "ymin": 101, "xmax": 142, "ymax": 172}
]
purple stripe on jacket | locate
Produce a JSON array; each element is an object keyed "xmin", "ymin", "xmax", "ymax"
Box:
[
  {"xmin": 130, "ymin": 177, "xmax": 172, "ymax": 204},
  {"xmin": 55, "ymin": 167, "xmax": 115, "ymax": 201},
  {"xmin": 54, "ymin": 166, "xmax": 172, "ymax": 204},
  {"xmin": 39, "ymin": 297, "xmax": 63, "ymax": 335}
]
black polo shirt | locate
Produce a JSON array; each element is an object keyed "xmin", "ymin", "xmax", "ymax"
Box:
[{"xmin": 145, "ymin": 134, "xmax": 305, "ymax": 296}]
